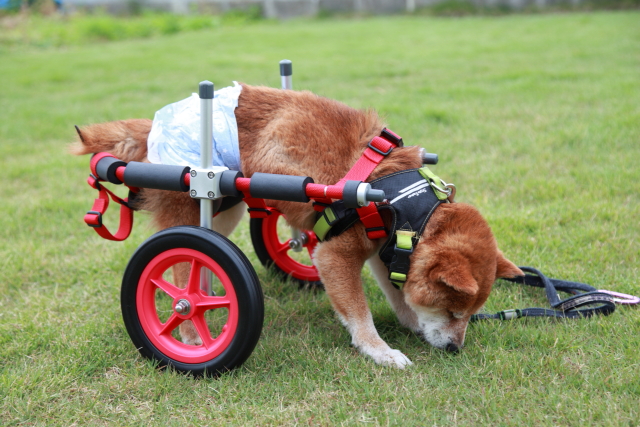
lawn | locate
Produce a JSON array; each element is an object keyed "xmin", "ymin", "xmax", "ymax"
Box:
[{"xmin": 1, "ymin": 11, "xmax": 639, "ymax": 426}]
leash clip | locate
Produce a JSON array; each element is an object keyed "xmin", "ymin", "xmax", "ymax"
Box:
[{"xmin": 598, "ymin": 290, "xmax": 640, "ymax": 305}]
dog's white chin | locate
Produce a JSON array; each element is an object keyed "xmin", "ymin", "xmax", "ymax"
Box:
[{"xmin": 406, "ymin": 303, "xmax": 466, "ymax": 350}]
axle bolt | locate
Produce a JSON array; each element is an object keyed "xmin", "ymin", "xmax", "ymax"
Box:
[
  {"xmin": 289, "ymin": 239, "xmax": 302, "ymax": 251},
  {"xmin": 207, "ymin": 171, "xmax": 215, "ymax": 179},
  {"xmin": 190, "ymin": 170, "xmax": 197, "ymax": 177},
  {"xmin": 174, "ymin": 299, "xmax": 191, "ymax": 315},
  {"xmin": 190, "ymin": 190, "xmax": 197, "ymax": 197},
  {"xmin": 208, "ymin": 191, "xmax": 215, "ymax": 199}
]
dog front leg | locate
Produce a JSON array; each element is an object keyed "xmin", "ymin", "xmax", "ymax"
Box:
[
  {"xmin": 313, "ymin": 228, "xmax": 413, "ymax": 369},
  {"xmin": 367, "ymin": 255, "xmax": 419, "ymax": 332}
]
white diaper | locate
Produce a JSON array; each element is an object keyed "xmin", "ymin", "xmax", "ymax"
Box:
[{"xmin": 147, "ymin": 82, "xmax": 243, "ymax": 171}]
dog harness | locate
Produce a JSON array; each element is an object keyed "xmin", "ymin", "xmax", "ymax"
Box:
[{"xmin": 313, "ymin": 131, "xmax": 453, "ymax": 288}]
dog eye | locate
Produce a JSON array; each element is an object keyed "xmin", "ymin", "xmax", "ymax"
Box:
[{"xmin": 451, "ymin": 312, "xmax": 464, "ymax": 319}]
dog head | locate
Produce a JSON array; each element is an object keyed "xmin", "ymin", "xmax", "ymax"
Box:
[{"xmin": 402, "ymin": 202, "xmax": 522, "ymax": 352}]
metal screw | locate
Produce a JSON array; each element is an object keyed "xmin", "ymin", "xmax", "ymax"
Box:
[
  {"xmin": 190, "ymin": 170, "xmax": 197, "ymax": 177},
  {"xmin": 208, "ymin": 191, "xmax": 215, "ymax": 199},
  {"xmin": 289, "ymin": 239, "xmax": 302, "ymax": 251},
  {"xmin": 174, "ymin": 299, "xmax": 191, "ymax": 315},
  {"xmin": 207, "ymin": 171, "xmax": 215, "ymax": 179},
  {"xmin": 299, "ymin": 233, "xmax": 309, "ymax": 245},
  {"xmin": 190, "ymin": 190, "xmax": 197, "ymax": 197}
]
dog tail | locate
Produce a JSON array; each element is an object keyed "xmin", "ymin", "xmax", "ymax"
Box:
[{"xmin": 70, "ymin": 119, "xmax": 152, "ymax": 163}]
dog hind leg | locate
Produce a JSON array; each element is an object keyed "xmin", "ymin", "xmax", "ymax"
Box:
[{"xmin": 211, "ymin": 201, "xmax": 246, "ymax": 237}]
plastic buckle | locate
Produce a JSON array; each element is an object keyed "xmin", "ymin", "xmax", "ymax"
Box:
[
  {"xmin": 380, "ymin": 128, "xmax": 404, "ymax": 147},
  {"xmin": 389, "ymin": 245, "xmax": 413, "ymax": 279},
  {"xmin": 365, "ymin": 226, "xmax": 386, "ymax": 233},
  {"xmin": 498, "ymin": 309, "xmax": 522, "ymax": 320},
  {"xmin": 247, "ymin": 208, "xmax": 272, "ymax": 216},
  {"xmin": 87, "ymin": 174, "xmax": 102, "ymax": 190},
  {"xmin": 368, "ymin": 138, "xmax": 394, "ymax": 156},
  {"xmin": 85, "ymin": 210, "xmax": 103, "ymax": 228}
]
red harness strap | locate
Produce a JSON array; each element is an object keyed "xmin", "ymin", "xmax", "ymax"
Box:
[
  {"xmin": 336, "ymin": 136, "xmax": 396, "ymax": 186},
  {"xmin": 84, "ymin": 175, "xmax": 135, "ymax": 242},
  {"xmin": 336, "ymin": 128, "xmax": 403, "ymax": 240}
]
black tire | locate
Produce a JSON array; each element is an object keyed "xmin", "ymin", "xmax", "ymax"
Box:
[
  {"xmin": 121, "ymin": 226, "xmax": 263, "ymax": 376},
  {"xmin": 250, "ymin": 212, "xmax": 323, "ymax": 288}
]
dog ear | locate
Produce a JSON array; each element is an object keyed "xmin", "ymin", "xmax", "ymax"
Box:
[
  {"xmin": 433, "ymin": 256, "xmax": 479, "ymax": 296},
  {"xmin": 496, "ymin": 250, "xmax": 523, "ymax": 279}
]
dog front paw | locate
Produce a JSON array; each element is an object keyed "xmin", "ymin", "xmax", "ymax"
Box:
[
  {"xmin": 179, "ymin": 322, "xmax": 202, "ymax": 346},
  {"xmin": 368, "ymin": 347, "xmax": 413, "ymax": 369},
  {"xmin": 182, "ymin": 336, "xmax": 203, "ymax": 346}
]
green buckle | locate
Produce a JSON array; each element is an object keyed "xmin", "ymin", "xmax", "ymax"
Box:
[
  {"xmin": 313, "ymin": 207, "xmax": 338, "ymax": 241},
  {"xmin": 419, "ymin": 166, "xmax": 451, "ymax": 201},
  {"xmin": 395, "ymin": 230, "xmax": 414, "ymax": 250},
  {"xmin": 388, "ymin": 230, "xmax": 415, "ymax": 288},
  {"xmin": 390, "ymin": 272, "xmax": 407, "ymax": 283}
]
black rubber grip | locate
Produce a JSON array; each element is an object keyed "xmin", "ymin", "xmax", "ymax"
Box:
[
  {"xmin": 123, "ymin": 162, "xmax": 190, "ymax": 192},
  {"xmin": 219, "ymin": 170, "xmax": 244, "ymax": 197},
  {"xmin": 95, "ymin": 156, "xmax": 127, "ymax": 184},
  {"xmin": 280, "ymin": 60, "xmax": 292, "ymax": 76},
  {"xmin": 367, "ymin": 189, "xmax": 386, "ymax": 202},
  {"xmin": 199, "ymin": 81, "xmax": 214, "ymax": 99},
  {"xmin": 342, "ymin": 180, "xmax": 362, "ymax": 209},
  {"xmin": 249, "ymin": 172, "xmax": 313, "ymax": 203},
  {"xmin": 422, "ymin": 153, "xmax": 439, "ymax": 165}
]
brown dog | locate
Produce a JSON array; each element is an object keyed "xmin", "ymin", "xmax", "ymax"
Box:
[{"xmin": 73, "ymin": 84, "xmax": 522, "ymax": 368}]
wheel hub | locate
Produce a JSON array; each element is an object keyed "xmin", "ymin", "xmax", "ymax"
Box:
[{"xmin": 174, "ymin": 299, "xmax": 191, "ymax": 315}]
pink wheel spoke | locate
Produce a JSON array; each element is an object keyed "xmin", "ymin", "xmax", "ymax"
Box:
[
  {"xmin": 159, "ymin": 313, "xmax": 183, "ymax": 336},
  {"xmin": 186, "ymin": 259, "xmax": 204, "ymax": 294},
  {"xmin": 150, "ymin": 278, "xmax": 182, "ymax": 299},
  {"xmin": 276, "ymin": 241, "xmax": 291, "ymax": 255},
  {"xmin": 191, "ymin": 313, "xmax": 215, "ymax": 349},
  {"xmin": 197, "ymin": 296, "xmax": 231, "ymax": 311}
]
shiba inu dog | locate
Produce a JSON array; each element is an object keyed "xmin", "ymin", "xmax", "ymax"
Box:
[{"xmin": 73, "ymin": 84, "xmax": 522, "ymax": 368}]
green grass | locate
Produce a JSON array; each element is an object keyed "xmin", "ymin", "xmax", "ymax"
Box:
[{"xmin": 1, "ymin": 11, "xmax": 639, "ymax": 426}]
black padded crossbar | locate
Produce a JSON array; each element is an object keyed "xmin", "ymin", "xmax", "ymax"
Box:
[
  {"xmin": 95, "ymin": 156, "xmax": 127, "ymax": 184},
  {"xmin": 219, "ymin": 170, "xmax": 244, "ymax": 197},
  {"xmin": 123, "ymin": 162, "xmax": 190, "ymax": 192},
  {"xmin": 249, "ymin": 172, "xmax": 313, "ymax": 203}
]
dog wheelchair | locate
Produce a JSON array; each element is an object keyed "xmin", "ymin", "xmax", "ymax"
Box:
[{"xmin": 83, "ymin": 61, "xmax": 440, "ymax": 375}]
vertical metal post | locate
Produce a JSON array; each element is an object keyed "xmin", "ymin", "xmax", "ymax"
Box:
[
  {"xmin": 280, "ymin": 59, "xmax": 293, "ymax": 91},
  {"xmin": 199, "ymin": 81, "xmax": 214, "ymax": 295},
  {"xmin": 279, "ymin": 60, "xmax": 305, "ymax": 253}
]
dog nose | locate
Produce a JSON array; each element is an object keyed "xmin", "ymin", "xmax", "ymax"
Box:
[{"xmin": 445, "ymin": 343, "xmax": 459, "ymax": 353}]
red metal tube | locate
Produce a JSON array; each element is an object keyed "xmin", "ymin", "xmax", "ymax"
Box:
[{"xmin": 115, "ymin": 166, "xmax": 126, "ymax": 183}]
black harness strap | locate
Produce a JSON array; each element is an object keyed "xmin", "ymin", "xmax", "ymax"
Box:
[{"xmin": 471, "ymin": 266, "xmax": 617, "ymax": 321}]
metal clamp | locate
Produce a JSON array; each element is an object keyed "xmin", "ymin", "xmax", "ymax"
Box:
[{"xmin": 189, "ymin": 166, "xmax": 229, "ymax": 200}]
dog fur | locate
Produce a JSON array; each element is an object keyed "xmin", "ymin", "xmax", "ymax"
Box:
[{"xmin": 73, "ymin": 84, "xmax": 523, "ymax": 368}]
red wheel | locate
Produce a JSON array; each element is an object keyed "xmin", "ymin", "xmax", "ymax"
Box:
[
  {"xmin": 250, "ymin": 210, "xmax": 322, "ymax": 287},
  {"xmin": 136, "ymin": 248, "xmax": 238, "ymax": 364},
  {"xmin": 122, "ymin": 226, "xmax": 263, "ymax": 376}
]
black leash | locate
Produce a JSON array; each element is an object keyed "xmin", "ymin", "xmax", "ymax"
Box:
[{"xmin": 471, "ymin": 266, "xmax": 619, "ymax": 322}]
